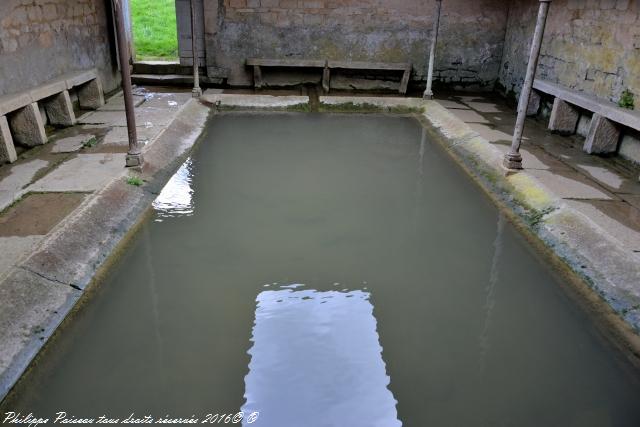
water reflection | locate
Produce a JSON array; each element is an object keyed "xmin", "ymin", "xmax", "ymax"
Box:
[
  {"xmin": 478, "ymin": 212, "xmax": 505, "ymax": 374},
  {"xmin": 152, "ymin": 158, "xmax": 195, "ymax": 221},
  {"xmin": 242, "ymin": 286, "xmax": 401, "ymax": 427}
]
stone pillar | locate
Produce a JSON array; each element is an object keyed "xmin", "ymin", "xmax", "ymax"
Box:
[
  {"xmin": 527, "ymin": 90, "xmax": 541, "ymax": 116},
  {"xmin": 548, "ymin": 98, "xmax": 579, "ymax": 134},
  {"xmin": 44, "ymin": 90, "xmax": 76, "ymax": 127},
  {"xmin": 0, "ymin": 116, "xmax": 17, "ymax": 164},
  {"xmin": 191, "ymin": 0, "xmax": 202, "ymax": 98},
  {"xmin": 8, "ymin": 103, "xmax": 48, "ymax": 147},
  {"xmin": 504, "ymin": 0, "xmax": 552, "ymax": 170},
  {"xmin": 423, "ymin": 0, "xmax": 443, "ymax": 99},
  {"xmin": 583, "ymin": 113, "xmax": 620, "ymax": 154},
  {"xmin": 78, "ymin": 79, "xmax": 105, "ymax": 110}
]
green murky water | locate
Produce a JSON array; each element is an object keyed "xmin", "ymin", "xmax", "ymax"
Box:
[{"xmin": 3, "ymin": 113, "xmax": 640, "ymax": 426}]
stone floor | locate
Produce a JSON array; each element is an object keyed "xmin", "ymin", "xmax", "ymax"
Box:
[
  {"xmin": 437, "ymin": 92, "xmax": 640, "ymax": 260},
  {"xmin": 0, "ymin": 87, "xmax": 192, "ymax": 282}
]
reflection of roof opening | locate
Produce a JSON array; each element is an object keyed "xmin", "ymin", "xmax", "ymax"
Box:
[
  {"xmin": 152, "ymin": 158, "xmax": 194, "ymax": 221},
  {"xmin": 242, "ymin": 288, "xmax": 401, "ymax": 427}
]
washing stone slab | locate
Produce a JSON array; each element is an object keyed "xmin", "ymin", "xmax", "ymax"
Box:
[
  {"xmin": 436, "ymin": 99, "xmax": 470, "ymax": 109},
  {"xmin": 0, "ymin": 268, "xmax": 81, "ymax": 400},
  {"xmin": 564, "ymin": 199, "xmax": 640, "ymax": 254},
  {"xmin": 448, "ymin": 108, "xmax": 491, "ymax": 124},
  {"xmin": 0, "ymin": 236, "xmax": 43, "ymax": 279},
  {"xmin": 51, "ymin": 134, "xmax": 96, "ymax": 153},
  {"xmin": 27, "ymin": 153, "xmax": 126, "ymax": 193},
  {"xmin": 526, "ymin": 169, "xmax": 616, "ymax": 200}
]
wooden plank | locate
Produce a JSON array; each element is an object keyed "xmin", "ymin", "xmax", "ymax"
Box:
[
  {"xmin": 534, "ymin": 79, "xmax": 640, "ymax": 132},
  {"xmin": 246, "ymin": 58, "xmax": 325, "ymax": 68},
  {"xmin": 327, "ymin": 61, "xmax": 411, "ymax": 71}
]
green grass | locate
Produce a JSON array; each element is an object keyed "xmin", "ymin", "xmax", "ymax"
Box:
[
  {"xmin": 126, "ymin": 176, "xmax": 144, "ymax": 187},
  {"xmin": 131, "ymin": 0, "xmax": 178, "ymax": 60}
]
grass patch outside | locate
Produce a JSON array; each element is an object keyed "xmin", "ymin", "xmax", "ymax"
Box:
[{"xmin": 131, "ymin": 0, "xmax": 178, "ymax": 60}]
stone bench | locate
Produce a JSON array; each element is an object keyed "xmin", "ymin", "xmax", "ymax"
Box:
[
  {"xmin": 530, "ymin": 79, "xmax": 640, "ymax": 154},
  {"xmin": 246, "ymin": 58, "xmax": 412, "ymax": 95},
  {"xmin": 0, "ymin": 69, "xmax": 104, "ymax": 164}
]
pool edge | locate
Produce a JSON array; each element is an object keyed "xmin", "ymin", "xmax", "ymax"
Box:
[{"xmin": 0, "ymin": 99, "xmax": 211, "ymax": 403}]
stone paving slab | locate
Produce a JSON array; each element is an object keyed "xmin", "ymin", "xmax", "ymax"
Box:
[
  {"xmin": 0, "ymin": 159, "xmax": 50, "ymax": 211},
  {"xmin": 564, "ymin": 199, "xmax": 640, "ymax": 255},
  {"xmin": 97, "ymin": 93, "xmax": 146, "ymax": 111},
  {"xmin": 623, "ymin": 194, "xmax": 640, "ymax": 210},
  {"xmin": 0, "ymin": 236, "xmax": 42, "ymax": 281},
  {"xmin": 526, "ymin": 168, "xmax": 616, "ymax": 200},
  {"xmin": 51, "ymin": 134, "xmax": 95, "ymax": 153},
  {"xmin": 0, "ymin": 193, "xmax": 86, "ymax": 237},
  {"xmin": 26, "ymin": 154, "xmax": 126, "ymax": 193},
  {"xmin": 0, "ymin": 268, "xmax": 81, "ymax": 400}
]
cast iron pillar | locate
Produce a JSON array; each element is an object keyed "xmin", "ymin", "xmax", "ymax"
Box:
[
  {"xmin": 504, "ymin": 0, "xmax": 551, "ymax": 170},
  {"xmin": 423, "ymin": 0, "xmax": 443, "ymax": 100},
  {"xmin": 190, "ymin": 0, "xmax": 202, "ymax": 98},
  {"xmin": 113, "ymin": 0, "xmax": 143, "ymax": 167}
]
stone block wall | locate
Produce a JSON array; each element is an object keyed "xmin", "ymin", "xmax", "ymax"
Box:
[
  {"xmin": 499, "ymin": 0, "xmax": 640, "ymax": 104},
  {"xmin": 203, "ymin": 0, "xmax": 509, "ymax": 89},
  {"xmin": 0, "ymin": 0, "xmax": 119, "ymax": 97}
]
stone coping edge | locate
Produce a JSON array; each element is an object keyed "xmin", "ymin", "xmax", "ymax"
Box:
[{"xmin": 0, "ymin": 99, "xmax": 211, "ymax": 403}]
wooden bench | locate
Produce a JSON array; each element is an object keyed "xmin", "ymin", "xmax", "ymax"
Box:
[
  {"xmin": 246, "ymin": 58, "xmax": 412, "ymax": 95},
  {"xmin": 0, "ymin": 69, "xmax": 104, "ymax": 164},
  {"xmin": 530, "ymin": 79, "xmax": 640, "ymax": 154}
]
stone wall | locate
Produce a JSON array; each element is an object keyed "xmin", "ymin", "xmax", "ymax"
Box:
[
  {"xmin": 203, "ymin": 0, "xmax": 509, "ymax": 90},
  {"xmin": 499, "ymin": 0, "xmax": 640, "ymax": 103},
  {"xmin": 0, "ymin": 0, "xmax": 120, "ymax": 97}
]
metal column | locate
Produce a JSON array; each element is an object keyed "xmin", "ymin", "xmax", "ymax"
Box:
[
  {"xmin": 504, "ymin": 0, "xmax": 551, "ymax": 170},
  {"xmin": 113, "ymin": 0, "xmax": 143, "ymax": 167},
  {"xmin": 423, "ymin": 0, "xmax": 443, "ymax": 100},
  {"xmin": 190, "ymin": 0, "xmax": 202, "ymax": 98}
]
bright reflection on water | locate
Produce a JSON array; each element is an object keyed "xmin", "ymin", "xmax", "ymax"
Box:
[
  {"xmin": 152, "ymin": 158, "xmax": 194, "ymax": 221},
  {"xmin": 242, "ymin": 286, "xmax": 400, "ymax": 427}
]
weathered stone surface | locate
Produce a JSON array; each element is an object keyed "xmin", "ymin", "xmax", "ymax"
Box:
[
  {"xmin": 0, "ymin": 93, "xmax": 32, "ymax": 116},
  {"xmin": 619, "ymin": 134, "xmax": 640, "ymax": 165},
  {"xmin": 0, "ymin": 116, "xmax": 17, "ymax": 164},
  {"xmin": 527, "ymin": 90, "xmax": 541, "ymax": 116},
  {"xmin": 51, "ymin": 134, "xmax": 95, "ymax": 153},
  {"xmin": 0, "ymin": 267, "xmax": 80, "ymax": 400},
  {"xmin": 77, "ymin": 78, "xmax": 105, "ymax": 110},
  {"xmin": 29, "ymin": 79, "xmax": 66, "ymax": 101},
  {"xmin": 7, "ymin": 102, "xmax": 47, "ymax": 147},
  {"xmin": 27, "ymin": 153, "xmax": 127, "ymax": 192},
  {"xmin": 199, "ymin": 0, "xmax": 509, "ymax": 89},
  {"xmin": 0, "ymin": 1, "xmax": 119, "ymax": 98},
  {"xmin": 499, "ymin": 0, "xmax": 640, "ymax": 104},
  {"xmin": 44, "ymin": 90, "xmax": 76, "ymax": 127},
  {"xmin": 548, "ymin": 98, "xmax": 579, "ymax": 135},
  {"xmin": 584, "ymin": 113, "xmax": 621, "ymax": 154}
]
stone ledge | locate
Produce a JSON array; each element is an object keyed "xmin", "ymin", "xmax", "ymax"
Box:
[
  {"xmin": 0, "ymin": 99, "xmax": 210, "ymax": 403},
  {"xmin": 201, "ymin": 91, "xmax": 309, "ymax": 109}
]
